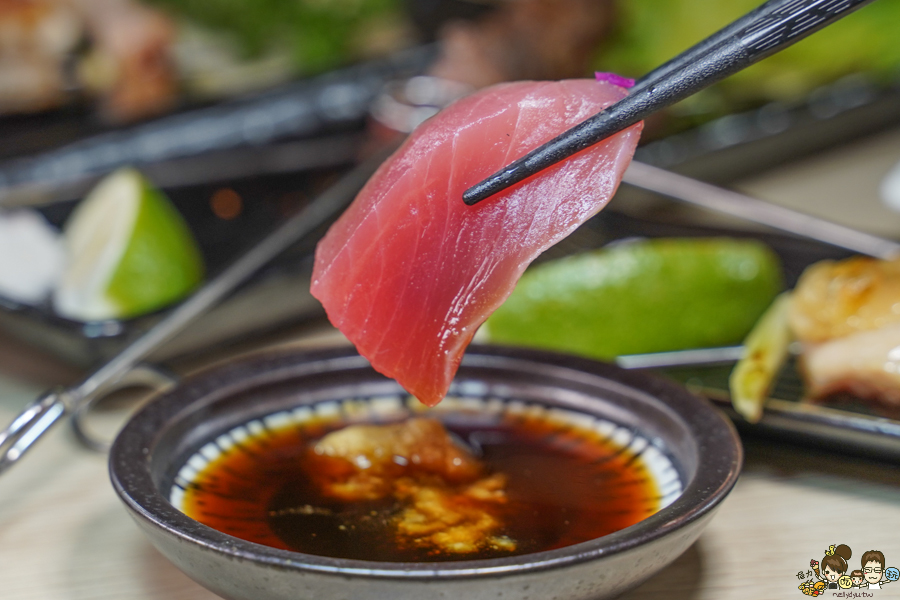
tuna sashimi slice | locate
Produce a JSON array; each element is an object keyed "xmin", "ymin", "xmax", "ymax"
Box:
[{"xmin": 311, "ymin": 79, "xmax": 642, "ymax": 406}]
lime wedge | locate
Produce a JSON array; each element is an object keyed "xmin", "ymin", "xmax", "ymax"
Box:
[
  {"xmin": 54, "ymin": 168, "xmax": 204, "ymax": 321},
  {"xmin": 729, "ymin": 292, "xmax": 792, "ymax": 423},
  {"xmin": 483, "ymin": 238, "xmax": 782, "ymax": 359}
]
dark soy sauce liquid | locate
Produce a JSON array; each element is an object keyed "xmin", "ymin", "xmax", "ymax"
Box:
[{"xmin": 181, "ymin": 411, "xmax": 663, "ymax": 562}]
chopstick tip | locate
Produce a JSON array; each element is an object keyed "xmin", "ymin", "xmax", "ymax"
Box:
[
  {"xmin": 462, "ymin": 188, "xmax": 485, "ymax": 206},
  {"xmin": 464, "ymin": 170, "xmax": 515, "ymax": 205}
]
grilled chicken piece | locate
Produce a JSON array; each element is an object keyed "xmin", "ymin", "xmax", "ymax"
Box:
[
  {"xmin": 800, "ymin": 323, "xmax": 900, "ymax": 404},
  {"xmin": 790, "ymin": 256, "xmax": 900, "ymax": 404}
]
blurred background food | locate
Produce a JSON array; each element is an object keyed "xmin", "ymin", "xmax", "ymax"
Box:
[
  {"xmin": 731, "ymin": 255, "xmax": 900, "ymax": 422},
  {"xmin": 1, "ymin": 0, "xmax": 177, "ymax": 121},
  {"xmin": 0, "ymin": 0, "xmax": 412, "ymax": 121},
  {"xmin": 1, "ymin": 0, "xmax": 899, "ymax": 365},
  {"xmin": 599, "ymin": 0, "xmax": 900, "ymax": 136},
  {"xmin": 3, "ymin": 0, "xmax": 899, "ymax": 123}
]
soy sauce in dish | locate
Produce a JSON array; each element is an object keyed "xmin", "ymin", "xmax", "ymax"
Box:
[{"xmin": 178, "ymin": 406, "xmax": 667, "ymax": 562}]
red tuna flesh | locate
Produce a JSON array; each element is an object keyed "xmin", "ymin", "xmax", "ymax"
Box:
[{"xmin": 312, "ymin": 79, "xmax": 642, "ymax": 406}]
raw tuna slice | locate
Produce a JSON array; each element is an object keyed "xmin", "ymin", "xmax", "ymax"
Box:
[{"xmin": 312, "ymin": 79, "xmax": 642, "ymax": 406}]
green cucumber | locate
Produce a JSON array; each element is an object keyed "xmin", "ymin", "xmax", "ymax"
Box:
[{"xmin": 483, "ymin": 237, "xmax": 782, "ymax": 360}]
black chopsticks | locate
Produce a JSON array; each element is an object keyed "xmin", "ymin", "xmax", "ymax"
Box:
[{"xmin": 462, "ymin": 0, "xmax": 878, "ymax": 206}]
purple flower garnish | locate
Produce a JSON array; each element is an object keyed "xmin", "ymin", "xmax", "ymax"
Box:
[{"xmin": 595, "ymin": 72, "xmax": 636, "ymax": 89}]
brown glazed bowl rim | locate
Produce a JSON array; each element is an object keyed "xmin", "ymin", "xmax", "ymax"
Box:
[{"xmin": 109, "ymin": 344, "xmax": 741, "ymax": 580}]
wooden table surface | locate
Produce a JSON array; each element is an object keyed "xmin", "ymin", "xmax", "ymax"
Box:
[{"xmin": 3, "ymin": 129, "xmax": 900, "ymax": 599}]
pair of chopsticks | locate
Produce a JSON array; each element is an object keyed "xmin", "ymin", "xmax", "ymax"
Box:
[{"xmin": 464, "ymin": 0, "xmax": 878, "ymax": 205}]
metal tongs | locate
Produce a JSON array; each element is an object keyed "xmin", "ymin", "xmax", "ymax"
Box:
[{"xmin": 464, "ymin": 0, "xmax": 879, "ymax": 205}]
